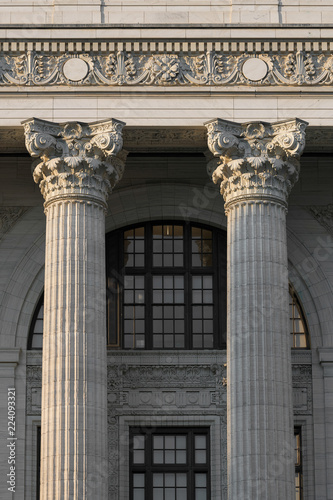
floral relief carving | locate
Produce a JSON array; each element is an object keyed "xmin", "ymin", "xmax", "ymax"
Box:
[
  {"xmin": 23, "ymin": 117, "xmax": 126, "ymax": 208},
  {"xmin": 205, "ymin": 118, "xmax": 308, "ymax": 209},
  {"xmin": 2, "ymin": 49, "xmax": 333, "ymax": 87}
]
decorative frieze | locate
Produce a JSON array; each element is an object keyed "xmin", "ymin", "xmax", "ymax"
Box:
[{"xmin": 2, "ymin": 49, "xmax": 333, "ymax": 87}]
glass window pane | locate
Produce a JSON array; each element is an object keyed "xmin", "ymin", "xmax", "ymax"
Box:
[
  {"xmin": 164, "ymin": 276, "xmax": 173, "ymax": 289},
  {"xmin": 203, "ymin": 276, "xmax": 212, "ymax": 289},
  {"xmin": 165, "ymin": 474, "xmax": 175, "ymax": 487},
  {"xmin": 124, "ymin": 320, "xmax": 133, "ymax": 333},
  {"xmin": 33, "ymin": 319, "xmax": 43, "ymax": 334},
  {"xmin": 153, "ymin": 474, "xmax": 164, "ymax": 487},
  {"xmin": 176, "ymin": 436, "xmax": 186, "ymax": 449},
  {"xmin": 203, "ymin": 335, "xmax": 214, "ymax": 348},
  {"xmin": 153, "ymin": 335, "xmax": 163, "ymax": 348},
  {"xmin": 165, "ymin": 450, "xmax": 175, "ymax": 463},
  {"xmin": 165, "ymin": 490, "xmax": 175, "ymax": 500},
  {"xmin": 153, "ymin": 306, "xmax": 163, "ymax": 318},
  {"xmin": 164, "ymin": 320, "xmax": 173, "ymax": 333},
  {"xmin": 175, "ymin": 306, "xmax": 184, "ymax": 318},
  {"xmin": 195, "ymin": 435, "xmax": 206, "ymax": 449},
  {"xmin": 164, "ymin": 335, "xmax": 174, "ymax": 348},
  {"xmin": 176, "ymin": 450, "xmax": 187, "ymax": 464},
  {"xmin": 133, "ymin": 474, "xmax": 145, "ymax": 487},
  {"xmin": 135, "ymin": 254, "xmax": 144, "ymax": 267},
  {"xmin": 133, "ymin": 450, "xmax": 145, "ymax": 464},
  {"xmin": 195, "ymin": 474, "xmax": 207, "ymax": 487},
  {"xmin": 164, "ymin": 291, "xmax": 174, "ymax": 303},
  {"xmin": 135, "ymin": 320, "xmax": 145, "ymax": 333},
  {"xmin": 124, "ymin": 291, "xmax": 133, "ymax": 303},
  {"xmin": 193, "ymin": 291, "xmax": 202, "ymax": 303},
  {"xmin": 195, "ymin": 489, "xmax": 207, "ymax": 500},
  {"xmin": 192, "ymin": 227, "xmax": 201, "ymax": 238},
  {"xmin": 154, "ymin": 451, "xmax": 164, "ymax": 464},
  {"xmin": 124, "ymin": 335, "xmax": 133, "ymax": 348},
  {"xmin": 135, "ymin": 336, "xmax": 145, "ymax": 349},
  {"xmin": 195, "ymin": 450, "xmax": 206, "ymax": 464},
  {"xmin": 174, "ymin": 254, "xmax": 183, "ymax": 267},
  {"xmin": 133, "ymin": 490, "xmax": 145, "ymax": 500},
  {"xmin": 177, "ymin": 490, "xmax": 187, "ymax": 500},
  {"xmin": 176, "ymin": 474, "xmax": 187, "ymax": 487},
  {"xmin": 203, "ymin": 306, "xmax": 213, "ymax": 318},
  {"xmin": 174, "ymin": 290, "xmax": 184, "ymax": 303},
  {"xmin": 154, "ymin": 436, "xmax": 164, "ymax": 449},
  {"xmin": 203, "ymin": 290, "xmax": 213, "ymax": 304},
  {"xmin": 31, "ymin": 334, "xmax": 43, "ymax": 349},
  {"xmin": 135, "ymin": 227, "xmax": 145, "ymax": 238},
  {"xmin": 193, "ymin": 276, "xmax": 202, "ymax": 289},
  {"xmin": 175, "ymin": 335, "xmax": 185, "ymax": 348},
  {"xmin": 193, "ymin": 335, "xmax": 202, "ymax": 348},
  {"xmin": 136, "ymin": 306, "xmax": 145, "ymax": 319},
  {"xmin": 153, "ymin": 489, "xmax": 164, "ymax": 500},
  {"xmin": 154, "ymin": 291, "xmax": 163, "ymax": 303},
  {"xmin": 153, "ymin": 320, "xmax": 163, "ymax": 333},
  {"xmin": 133, "ymin": 435, "xmax": 145, "ymax": 449},
  {"xmin": 154, "ymin": 254, "xmax": 163, "ymax": 267},
  {"xmin": 164, "ymin": 254, "xmax": 173, "ymax": 267},
  {"xmin": 153, "ymin": 276, "xmax": 163, "ymax": 288}
]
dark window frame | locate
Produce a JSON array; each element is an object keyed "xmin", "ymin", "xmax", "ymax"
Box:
[
  {"xmin": 294, "ymin": 426, "xmax": 303, "ymax": 500},
  {"xmin": 129, "ymin": 426, "xmax": 211, "ymax": 500},
  {"xmin": 106, "ymin": 221, "xmax": 227, "ymax": 350},
  {"xmin": 27, "ymin": 294, "xmax": 44, "ymax": 350},
  {"xmin": 289, "ymin": 284, "xmax": 311, "ymax": 350}
]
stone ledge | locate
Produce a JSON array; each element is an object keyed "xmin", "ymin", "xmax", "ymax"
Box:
[{"xmin": 0, "ymin": 348, "xmax": 21, "ymax": 364}]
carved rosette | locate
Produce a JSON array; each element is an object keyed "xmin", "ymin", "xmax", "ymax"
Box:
[
  {"xmin": 23, "ymin": 117, "xmax": 126, "ymax": 210},
  {"xmin": 205, "ymin": 118, "xmax": 308, "ymax": 211}
]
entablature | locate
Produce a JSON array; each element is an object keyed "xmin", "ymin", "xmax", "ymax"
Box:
[{"xmin": 1, "ymin": 37, "xmax": 333, "ymax": 88}]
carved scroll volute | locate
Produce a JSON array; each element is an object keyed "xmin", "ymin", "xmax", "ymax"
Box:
[
  {"xmin": 205, "ymin": 118, "xmax": 308, "ymax": 211},
  {"xmin": 22, "ymin": 117, "xmax": 126, "ymax": 210}
]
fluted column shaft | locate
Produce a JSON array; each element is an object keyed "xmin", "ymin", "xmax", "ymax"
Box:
[
  {"xmin": 227, "ymin": 199, "xmax": 292, "ymax": 498},
  {"xmin": 205, "ymin": 118, "xmax": 307, "ymax": 500},
  {"xmin": 23, "ymin": 118, "xmax": 126, "ymax": 500}
]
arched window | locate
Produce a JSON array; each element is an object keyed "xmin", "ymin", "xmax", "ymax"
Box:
[
  {"xmin": 27, "ymin": 224, "xmax": 310, "ymax": 352},
  {"xmin": 28, "ymin": 295, "xmax": 44, "ymax": 350},
  {"xmin": 289, "ymin": 284, "xmax": 310, "ymax": 349},
  {"xmin": 106, "ymin": 222, "xmax": 227, "ymax": 350}
]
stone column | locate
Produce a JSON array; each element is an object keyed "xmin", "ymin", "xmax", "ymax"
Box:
[
  {"xmin": 205, "ymin": 118, "xmax": 307, "ymax": 499},
  {"xmin": 23, "ymin": 118, "xmax": 126, "ymax": 500}
]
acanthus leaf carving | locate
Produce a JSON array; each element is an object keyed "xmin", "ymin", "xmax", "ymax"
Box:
[
  {"xmin": 23, "ymin": 117, "xmax": 126, "ymax": 209},
  {"xmin": 205, "ymin": 118, "xmax": 308, "ymax": 210}
]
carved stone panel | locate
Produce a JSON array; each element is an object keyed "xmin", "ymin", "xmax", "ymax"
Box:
[{"xmin": 26, "ymin": 351, "xmax": 312, "ymax": 498}]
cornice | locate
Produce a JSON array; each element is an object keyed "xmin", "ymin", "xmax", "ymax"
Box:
[{"xmin": 1, "ymin": 42, "xmax": 333, "ymax": 88}]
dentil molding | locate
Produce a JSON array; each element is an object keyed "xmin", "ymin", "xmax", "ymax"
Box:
[{"xmin": 2, "ymin": 43, "xmax": 333, "ymax": 87}]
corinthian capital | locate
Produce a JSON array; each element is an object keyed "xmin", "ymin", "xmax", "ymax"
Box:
[
  {"xmin": 23, "ymin": 117, "xmax": 126, "ymax": 209},
  {"xmin": 205, "ymin": 118, "xmax": 308, "ymax": 209}
]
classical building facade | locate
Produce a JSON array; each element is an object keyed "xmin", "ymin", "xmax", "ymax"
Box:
[{"xmin": 0, "ymin": 2, "xmax": 333, "ymax": 500}]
